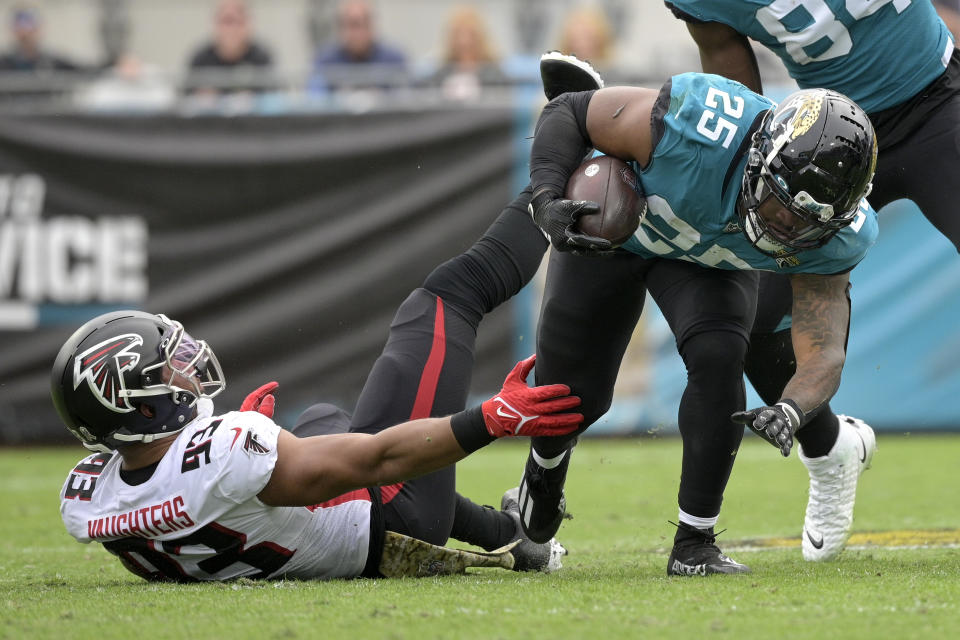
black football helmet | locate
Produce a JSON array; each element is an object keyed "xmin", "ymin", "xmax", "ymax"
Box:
[
  {"xmin": 51, "ymin": 310, "xmax": 225, "ymax": 452},
  {"xmin": 739, "ymin": 88, "xmax": 877, "ymax": 257}
]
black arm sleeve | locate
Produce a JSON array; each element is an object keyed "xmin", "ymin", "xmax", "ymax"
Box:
[
  {"xmin": 529, "ymin": 90, "xmax": 596, "ymax": 199},
  {"xmin": 450, "ymin": 406, "xmax": 495, "ymax": 454}
]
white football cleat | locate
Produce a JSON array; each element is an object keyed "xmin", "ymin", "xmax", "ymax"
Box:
[{"xmin": 799, "ymin": 415, "xmax": 876, "ymax": 561}]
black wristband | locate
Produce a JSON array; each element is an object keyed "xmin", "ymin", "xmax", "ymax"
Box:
[
  {"xmin": 776, "ymin": 398, "xmax": 806, "ymax": 429},
  {"xmin": 450, "ymin": 406, "xmax": 495, "ymax": 454},
  {"xmin": 531, "ymin": 189, "xmax": 558, "ymax": 212}
]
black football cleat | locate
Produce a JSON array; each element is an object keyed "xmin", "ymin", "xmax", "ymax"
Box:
[
  {"xmin": 516, "ymin": 444, "xmax": 573, "ymax": 544},
  {"xmin": 500, "ymin": 488, "xmax": 567, "ymax": 572},
  {"xmin": 666, "ymin": 521, "xmax": 751, "ymax": 576},
  {"xmin": 540, "ymin": 50, "xmax": 604, "ymax": 101}
]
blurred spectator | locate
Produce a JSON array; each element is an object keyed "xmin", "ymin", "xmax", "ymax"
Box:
[
  {"xmin": 75, "ymin": 52, "xmax": 176, "ymax": 111},
  {"xmin": 185, "ymin": 0, "xmax": 273, "ymax": 96},
  {"xmin": 309, "ymin": 0, "xmax": 407, "ymax": 96},
  {"xmin": 429, "ymin": 5, "xmax": 507, "ymax": 101},
  {"xmin": 934, "ymin": 0, "xmax": 960, "ymax": 38},
  {"xmin": 0, "ymin": 5, "xmax": 81, "ymax": 72},
  {"xmin": 556, "ymin": 5, "xmax": 616, "ymax": 71}
]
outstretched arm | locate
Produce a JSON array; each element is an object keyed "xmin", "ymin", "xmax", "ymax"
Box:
[
  {"xmin": 732, "ymin": 272, "xmax": 850, "ymax": 456},
  {"xmin": 782, "ymin": 272, "xmax": 850, "ymax": 411},
  {"xmin": 259, "ymin": 417, "xmax": 476, "ymax": 506},
  {"xmin": 258, "ymin": 356, "xmax": 582, "ymax": 506}
]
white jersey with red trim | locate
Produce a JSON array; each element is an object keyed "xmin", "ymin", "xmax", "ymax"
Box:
[{"xmin": 59, "ymin": 399, "xmax": 373, "ymax": 581}]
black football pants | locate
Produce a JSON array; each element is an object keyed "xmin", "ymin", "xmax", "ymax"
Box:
[
  {"xmin": 532, "ymin": 249, "xmax": 758, "ymax": 519},
  {"xmin": 345, "ymin": 186, "xmax": 548, "ymax": 547},
  {"xmin": 871, "ymin": 89, "xmax": 960, "ymax": 252}
]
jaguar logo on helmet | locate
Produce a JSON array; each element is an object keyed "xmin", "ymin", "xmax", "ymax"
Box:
[
  {"xmin": 72, "ymin": 334, "xmax": 143, "ymax": 413},
  {"xmin": 769, "ymin": 90, "xmax": 825, "ymax": 145},
  {"xmin": 739, "ymin": 87, "xmax": 876, "ymax": 259}
]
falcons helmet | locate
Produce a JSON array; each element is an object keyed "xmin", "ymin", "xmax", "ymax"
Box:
[
  {"xmin": 739, "ymin": 88, "xmax": 877, "ymax": 257},
  {"xmin": 51, "ymin": 310, "xmax": 225, "ymax": 452}
]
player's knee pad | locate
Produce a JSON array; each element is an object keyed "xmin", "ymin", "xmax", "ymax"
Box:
[
  {"xmin": 581, "ymin": 398, "xmax": 614, "ymax": 429},
  {"xmin": 561, "ymin": 377, "xmax": 615, "ymax": 428},
  {"xmin": 421, "ymin": 253, "xmax": 487, "ymax": 324},
  {"xmin": 422, "ymin": 248, "xmax": 526, "ymax": 326},
  {"xmin": 679, "ymin": 330, "xmax": 749, "ymax": 384},
  {"xmin": 392, "ymin": 288, "xmax": 441, "ymax": 326},
  {"xmin": 422, "ymin": 198, "xmax": 547, "ymax": 323}
]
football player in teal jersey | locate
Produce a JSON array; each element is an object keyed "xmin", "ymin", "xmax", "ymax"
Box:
[
  {"xmin": 666, "ymin": 0, "xmax": 958, "ymax": 562},
  {"xmin": 518, "ymin": 69, "xmax": 877, "ymax": 575}
]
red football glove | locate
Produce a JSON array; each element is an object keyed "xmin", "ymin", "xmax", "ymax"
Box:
[
  {"xmin": 240, "ymin": 381, "xmax": 278, "ymax": 418},
  {"xmin": 481, "ymin": 355, "xmax": 583, "ymax": 437}
]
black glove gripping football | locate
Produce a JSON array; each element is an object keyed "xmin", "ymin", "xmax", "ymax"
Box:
[
  {"xmin": 529, "ymin": 191, "xmax": 611, "ymax": 252},
  {"xmin": 731, "ymin": 401, "xmax": 802, "ymax": 457}
]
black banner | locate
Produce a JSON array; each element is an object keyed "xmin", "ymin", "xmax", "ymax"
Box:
[{"xmin": 0, "ymin": 107, "xmax": 518, "ymax": 444}]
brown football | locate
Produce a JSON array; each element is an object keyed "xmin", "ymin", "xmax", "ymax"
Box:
[{"xmin": 565, "ymin": 155, "xmax": 644, "ymax": 247}]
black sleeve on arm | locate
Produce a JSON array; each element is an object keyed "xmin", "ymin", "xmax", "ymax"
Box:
[
  {"xmin": 450, "ymin": 406, "xmax": 495, "ymax": 454},
  {"xmin": 664, "ymin": 1, "xmax": 707, "ymax": 23},
  {"xmin": 529, "ymin": 90, "xmax": 596, "ymax": 199}
]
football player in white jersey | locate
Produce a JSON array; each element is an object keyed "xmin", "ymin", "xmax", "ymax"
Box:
[{"xmin": 54, "ymin": 191, "xmax": 583, "ymax": 582}]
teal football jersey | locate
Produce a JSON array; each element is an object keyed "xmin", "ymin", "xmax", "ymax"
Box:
[
  {"xmin": 668, "ymin": 0, "xmax": 953, "ymax": 112},
  {"xmin": 620, "ymin": 73, "xmax": 878, "ymax": 274}
]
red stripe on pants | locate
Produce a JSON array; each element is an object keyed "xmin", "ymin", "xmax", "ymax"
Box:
[
  {"xmin": 408, "ymin": 297, "xmax": 446, "ymax": 420},
  {"xmin": 307, "ymin": 488, "xmax": 371, "ymax": 510},
  {"xmin": 379, "ymin": 297, "xmax": 446, "ymax": 505}
]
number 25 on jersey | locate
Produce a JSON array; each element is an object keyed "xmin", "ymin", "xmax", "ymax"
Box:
[{"xmin": 696, "ymin": 88, "xmax": 745, "ymax": 149}]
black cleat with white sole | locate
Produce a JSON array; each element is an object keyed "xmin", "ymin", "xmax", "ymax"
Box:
[
  {"xmin": 501, "ymin": 488, "xmax": 567, "ymax": 572},
  {"xmin": 540, "ymin": 50, "xmax": 604, "ymax": 101},
  {"xmin": 667, "ymin": 521, "xmax": 751, "ymax": 576}
]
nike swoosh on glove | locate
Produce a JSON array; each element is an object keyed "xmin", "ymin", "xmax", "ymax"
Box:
[
  {"xmin": 240, "ymin": 381, "xmax": 278, "ymax": 418},
  {"xmin": 481, "ymin": 355, "xmax": 583, "ymax": 437},
  {"xmin": 731, "ymin": 403, "xmax": 798, "ymax": 457}
]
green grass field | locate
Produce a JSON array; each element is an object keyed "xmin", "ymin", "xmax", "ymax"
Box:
[{"xmin": 2, "ymin": 434, "xmax": 958, "ymax": 639}]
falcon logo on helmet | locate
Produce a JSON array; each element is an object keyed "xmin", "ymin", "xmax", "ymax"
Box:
[
  {"xmin": 73, "ymin": 334, "xmax": 144, "ymax": 413},
  {"xmin": 52, "ymin": 310, "xmax": 226, "ymax": 452}
]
